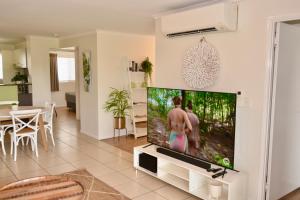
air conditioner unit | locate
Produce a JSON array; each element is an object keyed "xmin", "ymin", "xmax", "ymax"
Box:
[{"xmin": 161, "ymin": 2, "xmax": 238, "ymax": 38}]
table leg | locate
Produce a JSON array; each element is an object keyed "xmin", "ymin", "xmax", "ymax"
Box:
[{"xmin": 38, "ymin": 114, "xmax": 48, "ymax": 151}]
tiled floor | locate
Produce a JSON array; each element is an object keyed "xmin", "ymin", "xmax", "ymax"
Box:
[{"xmin": 0, "ymin": 107, "xmax": 200, "ymax": 200}]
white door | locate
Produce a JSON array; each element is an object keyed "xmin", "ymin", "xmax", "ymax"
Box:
[{"xmin": 267, "ymin": 22, "xmax": 300, "ymax": 200}]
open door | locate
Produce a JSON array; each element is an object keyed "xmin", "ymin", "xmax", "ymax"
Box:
[{"xmin": 266, "ymin": 22, "xmax": 300, "ymax": 199}]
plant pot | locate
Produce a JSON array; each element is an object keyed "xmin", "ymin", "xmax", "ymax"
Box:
[
  {"xmin": 144, "ymin": 73, "xmax": 150, "ymax": 87},
  {"xmin": 114, "ymin": 117, "xmax": 126, "ymax": 129}
]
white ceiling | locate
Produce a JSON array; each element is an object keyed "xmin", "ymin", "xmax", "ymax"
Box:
[{"xmin": 0, "ymin": 0, "xmax": 212, "ymax": 43}]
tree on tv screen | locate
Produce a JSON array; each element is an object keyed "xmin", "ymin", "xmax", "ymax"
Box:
[{"xmin": 148, "ymin": 88, "xmax": 236, "ymax": 169}]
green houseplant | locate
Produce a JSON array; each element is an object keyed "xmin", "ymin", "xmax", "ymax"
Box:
[
  {"xmin": 11, "ymin": 72, "xmax": 28, "ymax": 84},
  {"xmin": 83, "ymin": 52, "xmax": 91, "ymax": 92},
  {"xmin": 141, "ymin": 57, "xmax": 153, "ymax": 86},
  {"xmin": 104, "ymin": 88, "xmax": 131, "ymax": 129}
]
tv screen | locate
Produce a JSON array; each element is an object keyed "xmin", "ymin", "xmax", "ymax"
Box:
[{"xmin": 147, "ymin": 87, "xmax": 237, "ymax": 169}]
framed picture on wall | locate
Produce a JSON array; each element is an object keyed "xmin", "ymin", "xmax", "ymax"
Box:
[{"xmin": 82, "ymin": 51, "xmax": 91, "ymax": 92}]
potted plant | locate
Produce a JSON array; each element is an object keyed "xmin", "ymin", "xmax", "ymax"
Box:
[
  {"xmin": 104, "ymin": 88, "xmax": 131, "ymax": 129},
  {"xmin": 11, "ymin": 72, "xmax": 28, "ymax": 84},
  {"xmin": 141, "ymin": 57, "xmax": 153, "ymax": 86}
]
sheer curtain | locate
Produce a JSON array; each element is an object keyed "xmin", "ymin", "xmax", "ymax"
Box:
[
  {"xmin": 49, "ymin": 53, "xmax": 59, "ymax": 91},
  {"xmin": 57, "ymin": 57, "xmax": 75, "ymax": 81}
]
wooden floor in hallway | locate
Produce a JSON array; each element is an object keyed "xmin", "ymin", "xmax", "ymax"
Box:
[
  {"xmin": 102, "ymin": 135, "xmax": 147, "ymax": 153},
  {"xmin": 280, "ymin": 188, "xmax": 300, "ymax": 200}
]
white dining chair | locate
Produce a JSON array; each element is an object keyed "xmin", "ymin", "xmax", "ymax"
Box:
[
  {"xmin": 44, "ymin": 103, "xmax": 56, "ymax": 146},
  {"xmin": 9, "ymin": 109, "xmax": 41, "ymax": 161},
  {"xmin": 0, "ymin": 127, "xmax": 6, "ymax": 155}
]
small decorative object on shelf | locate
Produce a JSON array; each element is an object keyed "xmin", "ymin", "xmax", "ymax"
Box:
[
  {"xmin": 83, "ymin": 51, "xmax": 91, "ymax": 92},
  {"xmin": 129, "ymin": 61, "xmax": 140, "ymax": 72},
  {"xmin": 182, "ymin": 37, "xmax": 220, "ymax": 89}
]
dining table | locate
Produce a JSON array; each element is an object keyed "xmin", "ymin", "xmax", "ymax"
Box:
[{"xmin": 0, "ymin": 106, "xmax": 49, "ymax": 151}]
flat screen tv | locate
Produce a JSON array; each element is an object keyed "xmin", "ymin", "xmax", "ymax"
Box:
[{"xmin": 147, "ymin": 87, "xmax": 237, "ymax": 169}]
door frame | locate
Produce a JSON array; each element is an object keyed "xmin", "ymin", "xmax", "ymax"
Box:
[
  {"xmin": 74, "ymin": 46, "xmax": 80, "ymax": 120},
  {"xmin": 259, "ymin": 13, "xmax": 300, "ymax": 200}
]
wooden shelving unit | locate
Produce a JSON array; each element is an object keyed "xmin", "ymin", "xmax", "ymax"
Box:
[{"xmin": 127, "ymin": 70, "xmax": 148, "ymax": 138}]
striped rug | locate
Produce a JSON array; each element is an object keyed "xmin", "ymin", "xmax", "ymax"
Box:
[{"xmin": 0, "ymin": 169, "xmax": 130, "ymax": 200}]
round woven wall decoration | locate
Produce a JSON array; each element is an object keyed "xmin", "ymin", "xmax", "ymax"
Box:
[{"xmin": 182, "ymin": 38, "xmax": 220, "ymax": 89}]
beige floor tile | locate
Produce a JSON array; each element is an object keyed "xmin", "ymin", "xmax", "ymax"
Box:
[
  {"xmin": 133, "ymin": 192, "xmax": 167, "ymax": 200},
  {"xmin": 105, "ymin": 158, "xmax": 132, "ymax": 171},
  {"xmin": 56, "ymin": 151, "xmax": 87, "ymax": 162},
  {"xmin": 79, "ymin": 144, "xmax": 102, "ymax": 155},
  {"xmin": 52, "ymin": 146, "xmax": 75, "ymax": 155},
  {"xmin": 136, "ymin": 175, "xmax": 166, "ymax": 190},
  {"xmin": 0, "ymin": 176, "xmax": 17, "ymax": 187},
  {"xmin": 46, "ymin": 163, "xmax": 76, "ymax": 175},
  {"xmin": 99, "ymin": 171, "xmax": 132, "ymax": 187},
  {"xmin": 113, "ymin": 150, "xmax": 133, "ymax": 162},
  {"xmin": 88, "ymin": 149, "xmax": 118, "ymax": 163},
  {"xmin": 35, "ymin": 156, "xmax": 68, "ymax": 168},
  {"xmin": 26, "ymin": 148, "xmax": 57, "ymax": 159},
  {"xmin": 8, "ymin": 161, "xmax": 43, "ymax": 174},
  {"xmin": 2, "ymin": 155, "xmax": 34, "ymax": 167},
  {"xmin": 0, "ymin": 167, "xmax": 14, "ymax": 178},
  {"xmin": 0, "ymin": 160, "xmax": 8, "ymax": 169},
  {"xmin": 70, "ymin": 158, "xmax": 114, "ymax": 177},
  {"xmin": 96, "ymin": 141, "xmax": 122, "ymax": 153},
  {"xmin": 120, "ymin": 167, "xmax": 147, "ymax": 180},
  {"xmin": 113, "ymin": 180, "xmax": 150, "ymax": 198},
  {"xmin": 68, "ymin": 157, "xmax": 97, "ymax": 168},
  {"xmin": 15, "ymin": 169, "xmax": 48, "ymax": 180},
  {"xmin": 155, "ymin": 185, "xmax": 191, "ymax": 200}
]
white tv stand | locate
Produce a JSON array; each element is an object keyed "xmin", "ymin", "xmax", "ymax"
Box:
[{"xmin": 133, "ymin": 145, "xmax": 246, "ymax": 200}]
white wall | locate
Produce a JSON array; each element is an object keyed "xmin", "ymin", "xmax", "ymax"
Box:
[
  {"xmin": 1, "ymin": 50, "xmax": 15, "ymax": 84},
  {"xmin": 60, "ymin": 32, "xmax": 99, "ymax": 139},
  {"xmin": 0, "ymin": 44, "xmax": 16, "ymax": 84},
  {"xmin": 26, "ymin": 36, "xmax": 59, "ymax": 106},
  {"xmin": 97, "ymin": 31, "xmax": 155, "ymax": 139},
  {"xmin": 269, "ymin": 23, "xmax": 300, "ymax": 200},
  {"xmin": 154, "ymin": 0, "xmax": 300, "ymax": 199}
]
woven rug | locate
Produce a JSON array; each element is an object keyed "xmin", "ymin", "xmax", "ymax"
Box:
[
  {"xmin": 0, "ymin": 169, "xmax": 130, "ymax": 200},
  {"xmin": 61, "ymin": 169, "xmax": 130, "ymax": 200}
]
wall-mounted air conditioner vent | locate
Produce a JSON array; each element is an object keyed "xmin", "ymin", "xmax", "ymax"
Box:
[
  {"xmin": 166, "ymin": 27, "xmax": 218, "ymax": 38},
  {"xmin": 161, "ymin": 2, "xmax": 238, "ymax": 38}
]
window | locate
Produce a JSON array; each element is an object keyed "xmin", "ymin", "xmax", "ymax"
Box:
[
  {"xmin": 57, "ymin": 57, "xmax": 75, "ymax": 82},
  {"xmin": 0, "ymin": 53, "xmax": 3, "ymax": 80}
]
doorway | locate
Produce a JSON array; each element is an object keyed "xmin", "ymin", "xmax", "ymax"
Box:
[
  {"xmin": 263, "ymin": 19, "xmax": 300, "ymax": 200},
  {"xmin": 49, "ymin": 47, "xmax": 80, "ymax": 120}
]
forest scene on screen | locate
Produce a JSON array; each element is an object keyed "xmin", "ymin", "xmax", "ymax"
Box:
[{"xmin": 147, "ymin": 88, "xmax": 236, "ymax": 169}]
